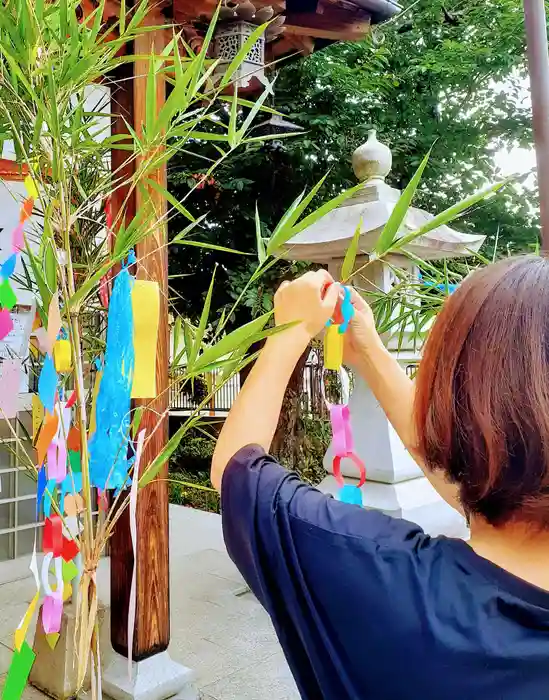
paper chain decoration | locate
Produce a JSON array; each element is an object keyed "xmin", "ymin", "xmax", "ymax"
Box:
[
  {"xmin": 1, "ymin": 182, "xmax": 160, "ymax": 699},
  {"xmin": 323, "ymin": 285, "xmax": 366, "ymax": 506}
]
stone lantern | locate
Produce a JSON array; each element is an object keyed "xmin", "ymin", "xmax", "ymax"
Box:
[{"xmin": 283, "ymin": 130, "xmax": 486, "ymax": 538}]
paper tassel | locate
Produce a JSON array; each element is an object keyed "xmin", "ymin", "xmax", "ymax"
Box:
[
  {"xmin": 339, "ymin": 484, "xmax": 363, "ymax": 506},
  {"xmin": 128, "ymin": 429, "xmax": 146, "ymax": 680},
  {"xmin": 53, "ymin": 338, "xmax": 72, "ymax": 372},
  {"xmin": 89, "ymin": 258, "xmax": 135, "ymax": 491},
  {"xmin": 11, "ymin": 223, "xmax": 25, "ymax": 252},
  {"xmin": 0, "ymin": 359, "xmax": 21, "ymax": 419},
  {"xmin": 0, "ymin": 279, "xmax": 17, "ymax": 310},
  {"xmin": 2, "ymin": 641, "xmax": 35, "ymax": 700},
  {"xmin": 0, "ymin": 254, "xmax": 17, "ymax": 280},
  {"xmin": 131, "ymin": 280, "xmax": 159, "ymax": 399},
  {"xmin": 46, "ymin": 293, "xmax": 62, "ymax": 357},
  {"xmin": 0, "ymin": 308, "xmax": 13, "ymax": 340},
  {"xmin": 38, "ymin": 355, "xmax": 57, "ymax": 413},
  {"xmin": 324, "ymin": 324, "xmax": 344, "ymax": 371},
  {"xmin": 32, "ymin": 394, "xmax": 44, "ymax": 441}
]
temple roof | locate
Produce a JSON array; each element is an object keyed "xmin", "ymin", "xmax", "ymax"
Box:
[{"xmin": 172, "ymin": 0, "xmax": 402, "ymax": 58}]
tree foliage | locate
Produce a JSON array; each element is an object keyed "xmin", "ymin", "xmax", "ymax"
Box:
[{"xmin": 168, "ymin": 0, "xmax": 538, "ymax": 321}]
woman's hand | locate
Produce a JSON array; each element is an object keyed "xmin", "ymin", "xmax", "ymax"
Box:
[
  {"xmin": 274, "ymin": 270, "xmax": 340, "ymax": 344},
  {"xmin": 343, "ymin": 288, "xmax": 380, "ymax": 368}
]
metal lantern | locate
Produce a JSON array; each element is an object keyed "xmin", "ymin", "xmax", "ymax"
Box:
[
  {"xmin": 212, "ymin": 2, "xmax": 285, "ymax": 90},
  {"xmin": 213, "ymin": 19, "xmax": 266, "ymax": 89}
]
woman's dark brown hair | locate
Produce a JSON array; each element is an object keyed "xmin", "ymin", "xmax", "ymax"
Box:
[{"xmin": 415, "ymin": 256, "xmax": 549, "ymax": 528}]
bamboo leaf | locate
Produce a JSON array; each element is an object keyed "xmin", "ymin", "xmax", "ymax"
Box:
[
  {"xmin": 193, "ymin": 312, "xmax": 272, "ymax": 373},
  {"xmin": 68, "ymin": 253, "xmax": 125, "ymax": 310},
  {"xmin": 189, "ymin": 267, "xmax": 216, "ymax": 370},
  {"xmin": 173, "ymin": 240, "xmax": 250, "ymax": 254},
  {"xmin": 171, "ymin": 213, "xmax": 208, "ymax": 242},
  {"xmin": 394, "ymin": 179, "xmax": 508, "ymax": 252},
  {"xmin": 255, "ymin": 203, "xmax": 266, "ymax": 263},
  {"xmin": 375, "ymin": 148, "xmax": 433, "ymax": 256},
  {"xmin": 144, "ymin": 178, "xmax": 195, "ymax": 222},
  {"xmin": 341, "ymin": 217, "xmax": 363, "ymax": 282},
  {"xmin": 272, "ymin": 182, "xmax": 363, "ymax": 254},
  {"xmin": 139, "ymin": 418, "xmax": 198, "ymax": 488},
  {"xmin": 228, "ymin": 87, "xmax": 239, "ymax": 149},
  {"xmin": 266, "ymin": 189, "xmax": 306, "ymax": 256}
]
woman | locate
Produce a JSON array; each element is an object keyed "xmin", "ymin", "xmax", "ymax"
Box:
[{"xmin": 211, "ymin": 257, "xmax": 549, "ymax": 700}]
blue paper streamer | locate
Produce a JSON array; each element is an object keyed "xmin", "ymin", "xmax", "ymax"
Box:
[
  {"xmin": 339, "ymin": 484, "xmax": 363, "ymax": 506},
  {"xmin": 89, "ymin": 254, "xmax": 135, "ymax": 491},
  {"xmin": 38, "ymin": 355, "xmax": 57, "ymax": 413},
  {"xmin": 0, "ymin": 253, "xmax": 17, "ymax": 280},
  {"xmin": 43, "ymin": 479, "xmax": 56, "ymax": 518},
  {"xmin": 36, "ymin": 467, "xmax": 47, "ymax": 518}
]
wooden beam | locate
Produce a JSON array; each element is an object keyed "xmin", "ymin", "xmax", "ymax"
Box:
[
  {"xmin": 284, "ymin": 6, "xmax": 371, "ymax": 41},
  {"xmin": 268, "ymin": 33, "xmax": 315, "ymax": 59},
  {"xmin": 110, "ymin": 23, "xmax": 171, "ymax": 662}
]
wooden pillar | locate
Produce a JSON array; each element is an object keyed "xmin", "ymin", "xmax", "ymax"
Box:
[{"xmin": 110, "ymin": 20, "xmax": 170, "ymax": 662}]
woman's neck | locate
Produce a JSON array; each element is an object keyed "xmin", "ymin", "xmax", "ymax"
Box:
[{"xmin": 468, "ymin": 517, "xmax": 549, "ymax": 591}]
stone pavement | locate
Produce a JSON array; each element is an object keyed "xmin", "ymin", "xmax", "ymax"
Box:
[{"xmin": 0, "ymin": 506, "xmax": 299, "ymax": 700}]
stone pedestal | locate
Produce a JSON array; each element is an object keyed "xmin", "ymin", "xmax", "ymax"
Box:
[
  {"xmin": 30, "ymin": 601, "xmax": 197, "ymax": 700},
  {"xmin": 30, "ymin": 604, "xmax": 81, "ymax": 700},
  {"xmin": 101, "ymin": 651, "xmax": 197, "ymax": 700}
]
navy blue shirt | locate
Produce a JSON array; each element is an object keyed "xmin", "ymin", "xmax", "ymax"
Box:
[{"xmin": 221, "ymin": 445, "xmax": 549, "ymax": 699}]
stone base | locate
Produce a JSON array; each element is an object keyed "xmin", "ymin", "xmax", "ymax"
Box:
[
  {"xmin": 101, "ymin": 651, "xmax": 197, "ymax": 700},
  {"xmin": 318, "ymin": 474, "xmax": 469, "ymax": 539},
  {"xmin": 30, "ymin": 603, "xmax": 81, "ymax": 700}
]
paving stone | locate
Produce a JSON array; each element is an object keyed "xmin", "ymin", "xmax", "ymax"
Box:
[
  {"xmin": 201, "ymin": 651, "xmax": 299, "ymax": 700},
  {"xmin": 0, "ymin": 642, "xmax": 13, "ymax": 675}
]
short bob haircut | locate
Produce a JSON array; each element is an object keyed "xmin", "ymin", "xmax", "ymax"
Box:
[{"xmin": 415, "ymin": 256, "xmax": 549, "ymax": 528}]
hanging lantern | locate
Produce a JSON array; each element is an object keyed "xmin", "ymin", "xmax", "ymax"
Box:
[{"xmin": 213, "ymin": 2, "xmax": 285, "ymax": 91}]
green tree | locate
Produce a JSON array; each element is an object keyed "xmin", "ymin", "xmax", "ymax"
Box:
[{"xmin": 168, "ymin": 0, "xmax": 538, "ymax": 321}]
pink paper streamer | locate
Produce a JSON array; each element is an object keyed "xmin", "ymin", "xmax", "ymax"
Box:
[
  {"xmin": 0, "ymin": 358, "xmax": 21, "ymax": 419},
  {"xmin": 47, "ymin": 293, "xmax": 62, "ymax": 356},
  {"xmin": 41, "ymin": 554, "xmax": 64, "ymax": 634},
  {"xmin": 11, "ymin": 223, "xmax": 25, "ymax": 252},
  {"xmin": 46, "ymin": 439, "xmax": 67, "ymax": 483},
  {"xmin": 128, "ymin": 429, "xmax": 146, "ymax": 680},
  {"xmin": 0, "ymin": 309, "xmax": 13, "ymax": 340},
  {"xmin": 33, "ymin": 327, "xmax": 50, "ymax": 355},
  {"xmin": 42, "ymin": 595, "xmax": 63, "ymax": 634}
]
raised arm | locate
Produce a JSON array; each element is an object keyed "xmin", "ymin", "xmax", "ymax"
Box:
[
  {"xmin": 345, "ymin": 289, "xmax": 462, "ymax": 513},
  {"xmin": 211, "ymin": 271, "xmax": 339, "ymax": 492}
]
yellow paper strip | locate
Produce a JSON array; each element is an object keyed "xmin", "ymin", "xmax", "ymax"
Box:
[
  {"xmin": 131, "ymin": 280, "xmax": 160, "ymax": 399},
  {"xmin": 324, "ymin": 324, "xmax": 344, "ymax": 371},
  {"xmin": 46, "ymin": 633, "xmax": 60, "ymax": 650},
  {"xmin": 53, "ymin": 339, "xmax": 72, "ymax": 372},
  {"xmin": 89, "ymin": 371, "xmax": 102, "ymax": 436},
  {"xmin": 32, "ymin": 394, "xmax": 44, "ymax": 441},
  {"xmin": 14, "ymin": 591, "xmax": 39, "ymax": 652},
  {"xmin": 24, "ymin": 175, "xmax": 38, "ymax": 199}
]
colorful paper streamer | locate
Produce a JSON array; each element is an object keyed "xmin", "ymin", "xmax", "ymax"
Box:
[
  {"xmin": 2, "ymin": 641, "xmax": 35, "ymax": 700},
  {"xmin": 131, "ymin": 280, "xmax": 159, "ymax": 399}
]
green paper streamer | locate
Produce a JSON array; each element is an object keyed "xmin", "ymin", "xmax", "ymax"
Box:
[
  {"xmin": 68, "ymin": 450, "xmax": 81, "ymax": 473},
  {"xmin": 62, "ymin": 559, "xmax": 79, "ymax": 583},
  {"xmin": 2, "ymin": 641, "xmax": 35, "ymax": 700},
  {"xmin": 0, "ymin": 280, "xmax": 17, "ymax": 311}
]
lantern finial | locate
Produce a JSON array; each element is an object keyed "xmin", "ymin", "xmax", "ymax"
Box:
[{"xmin": 352, "ymin": 130, "xmax": 392, "ymax": 183}]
